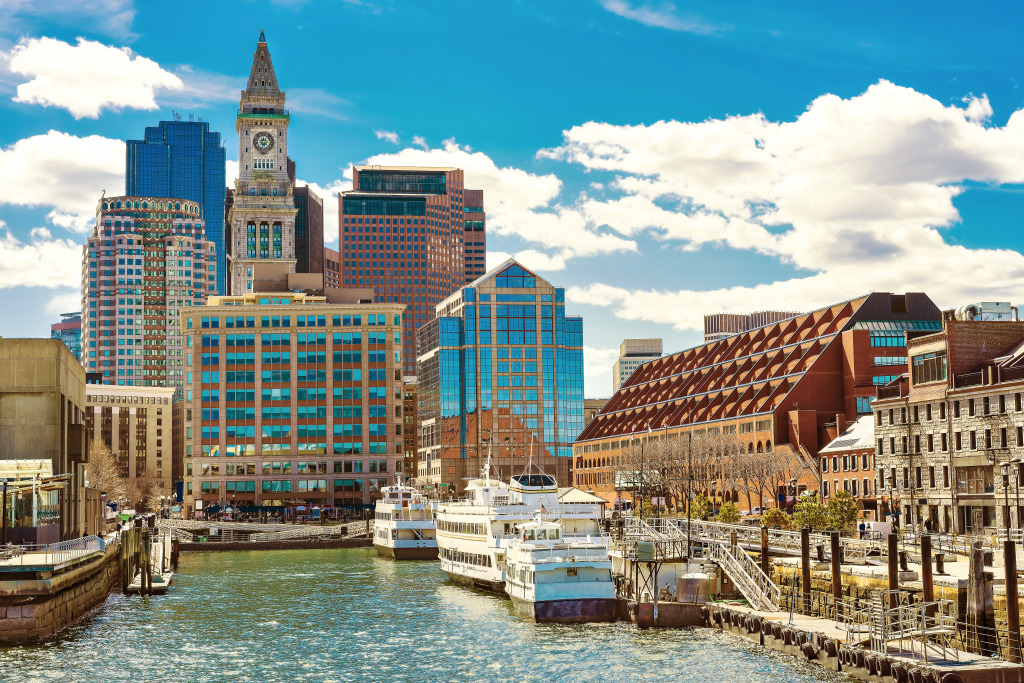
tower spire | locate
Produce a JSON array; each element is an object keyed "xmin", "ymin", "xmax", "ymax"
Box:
[{"xmin": 246, "ymin": 31, "xmax": 280, "ymax": 95}]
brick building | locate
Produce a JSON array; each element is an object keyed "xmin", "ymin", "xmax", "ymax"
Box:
[
  {"xmin": 337, "ymin": 166, "xmax": 485, "ymax": 373},
  {"xmin": 402, "ymin": 377, "xmax": 418, "ymax": 481},
  {"xmin": 818, "ymin": 415, "xmax": 878, "ymax": 520},
  {"xmin": 574, "ymin": 293, "xmax": 941, "ymax": 507},
  {"xmin": 180, "ymin": 268, "xmax": 404, "ymax": 513},
  {"xmin": 873, "ymin": 318, "xmax": 1024, "ymax": 534}
]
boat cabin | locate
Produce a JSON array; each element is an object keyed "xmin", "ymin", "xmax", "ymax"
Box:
[{"xmin": 516, "ymin": 520, "xmax": 562, "ymax": 546}]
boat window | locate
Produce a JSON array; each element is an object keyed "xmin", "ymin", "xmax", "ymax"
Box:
[
  {"xmin": 524, "ymin": 529, "xmax": 535, "ymax": 541},
  {"xmin": 567, "ymin": 567, "xmax": 577, "ymax": 578},
  {"xmin": 551, "ymin": 529, "xmax": 560, "ymax": 540}
]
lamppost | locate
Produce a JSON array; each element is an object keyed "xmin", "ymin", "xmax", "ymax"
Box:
[
  {"xmin": 1014, "ymin": 457, "xmax": 1023, "ymax": 538},
  {"xmin": 1001, "ymin": 461, "xmax": 1012, "ymax": 535},
  {"xmin": 789, "ymin": 477, "xmax": 798, "ymax": 514}
]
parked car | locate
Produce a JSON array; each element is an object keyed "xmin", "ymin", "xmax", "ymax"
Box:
[{"xmin": 740, "ymin": 506, "xmax": 764, "ymax": 517}]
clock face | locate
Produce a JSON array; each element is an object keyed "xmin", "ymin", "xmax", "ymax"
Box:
[{"xmin": 253, "ymin": 132, "xmax": 274, "ymax": 153}]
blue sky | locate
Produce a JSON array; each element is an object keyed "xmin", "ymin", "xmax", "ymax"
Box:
[{"xmin": 1, "ymin": 0, "xmax": 1023, "ymax": 397}]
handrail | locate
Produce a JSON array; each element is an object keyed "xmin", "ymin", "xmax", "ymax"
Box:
[{"xmin": 709, "ymin": 543, "xmax": 779, "ymax": 611}]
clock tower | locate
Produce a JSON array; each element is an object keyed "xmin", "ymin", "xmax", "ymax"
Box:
[{"xmin": 227, "ymin": 30, "xmax": 298, "ymax": 293}]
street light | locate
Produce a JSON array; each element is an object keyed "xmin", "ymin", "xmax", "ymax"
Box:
[
  {"xmin": 789, "ymin": 477, "xmax": 798, "ymax": 513},
  {"xmin": 1013, "ymin": 457, "xmax": 1023, "ymax": 537}
]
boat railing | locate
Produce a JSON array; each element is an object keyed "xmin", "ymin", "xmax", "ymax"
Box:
[{"xmin": 518, "ymin": 546, "xmax": 610, "ymax": 565}]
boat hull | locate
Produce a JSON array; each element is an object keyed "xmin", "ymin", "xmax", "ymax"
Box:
[
  {"xmin": 442, "ymin": 570, "xmax": 506, "ymax": 594},
  {"xmin": 374, "ymin": 543, "xmax": 438, "ymax": 560},
  {"xmin": 509, "ymin": 595, "xmax": 619, "ymax": 624}
]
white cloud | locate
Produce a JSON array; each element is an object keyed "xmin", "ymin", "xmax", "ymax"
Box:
[
  {"xmin": 360, "ymin": 139, "xmax": 636, "ymax": 267},
  {"xmin": 542, "ymin": 81, "xmax": 1024, "ymax": 330},
  {"xmin": 0, "ymin": 223, "xmax": 82, "ymax": 289},
  {"xmin": 46, "ymin": 289, "xmax": 81, "ymax": 316},
  {"xmin": 486, "ymin": 251, "xmax": 512, "ymax": 270},
  {"xmin": 0, "ymin": 0, "xmax": 137, "ymax": 41},
  {"xmin": 583, "ymin": 345, "xmax": 620, "ymax": 397},
  {"xmin": 412, "ymin": 135, "xmax": 428, "ymax": 149},
  {"xmin": 600, "ymin": 0, "xmax": 726, "ymax": 34},
  {"xmin": 0, "ymin": 131, "xmax": 124, "ymax": 231},
  {"xmin": 374, "ymin": 130, "xmax": 399, "ymax": 144},
  {"xmin": 7, "ymin": 37, "xmax": 182, "ymax": 118}
]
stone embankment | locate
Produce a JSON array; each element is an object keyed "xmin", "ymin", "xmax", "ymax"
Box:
[
  {"xmin": 0, "ymin": 539, "xmax": 121, "ymax": 644},
  {"xmin": 180, "ymin": 537, "xmax": 372, "ymax": 552}
]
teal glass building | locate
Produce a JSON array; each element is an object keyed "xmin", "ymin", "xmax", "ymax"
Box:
[
  {"xmin": 416, "ymin": 260, "xmax": 584, "ymax": 494},
  {"xmin": 126, "ymin": 120, "xmax": 227, "ymax": 294}
]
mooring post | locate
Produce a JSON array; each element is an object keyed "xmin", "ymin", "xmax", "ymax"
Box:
[
  {"xmin": 760, "ymin": 525, "xmax": 770, "ymax": 577},
  {"xmin": 830, "ymin": 531, "xmax": 842, "ymax": 619},
  {"xmin": 921, "ymin": 534, "xmax": 934, "ymax": 620},
  {"xmin": 887, "ymin": 532, "xmax": 899, "ymax": 610},
  {"xmin": 1006, "ymin": 538, "xmax": 1021, "ymax": 663},
  {"xmin": 801, "ymin": 526, "xmax": 811, "ymax": 615},
  {"xmin": 364, "ymin": 508, "xmax": 370, "ymax": 539}
]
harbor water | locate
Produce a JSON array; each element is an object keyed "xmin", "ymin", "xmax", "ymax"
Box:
[{"xmin": 1, "ymin": 549, "xmax": 845, "ymax": 682}]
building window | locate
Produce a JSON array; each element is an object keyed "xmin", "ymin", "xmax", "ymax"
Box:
[{"xmin": 911, "ymin": 350, "xmax": 947, "ymax": 385}]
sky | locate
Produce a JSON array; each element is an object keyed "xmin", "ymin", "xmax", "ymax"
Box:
[{"xmin": 1, "ymin": 0, "xmax": 1023, "ymax": 398}]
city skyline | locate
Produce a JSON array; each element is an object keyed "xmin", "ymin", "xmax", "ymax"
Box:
[{"xmin": 2, "ymin": 2, "xmax": 1024, "ymax": 397}]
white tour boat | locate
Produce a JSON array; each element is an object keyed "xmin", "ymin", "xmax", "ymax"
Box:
[
  {"xmin": 372, "ymin": 484, "xmax": 438, "ymax": 560},
  {"xmin": 504, "ymin": 517, "xmax": 617, "ymax": 623},
  {"xmin": 435, "ymin": 453, "xmax": 608, "ymax": 593}
]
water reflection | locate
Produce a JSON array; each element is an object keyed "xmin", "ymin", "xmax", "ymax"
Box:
[{"xmin": 0, "ymin": 549, "xmax": 844, "ymax": 683}]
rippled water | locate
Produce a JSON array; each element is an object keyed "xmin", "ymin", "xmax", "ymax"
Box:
[{"xmin": 0, "ymin": 549, "xmax": 845, "ymax": 682}]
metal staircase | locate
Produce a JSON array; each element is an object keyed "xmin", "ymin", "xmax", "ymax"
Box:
[{"xmin": 708, "ymin": 542, "xmax": 780, "ymax": 612}]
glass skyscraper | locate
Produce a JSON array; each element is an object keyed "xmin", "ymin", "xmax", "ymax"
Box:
[
  {"xmin": 416, "ymin": 260, "xmax": 584, "ymax": 495},
  {"xmin": 126, "ymin": 120, "xmax": 227, "ymax": 294}
]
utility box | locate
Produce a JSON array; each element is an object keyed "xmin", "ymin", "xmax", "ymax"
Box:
[{"xmin": 637, "ymin": 541, "xmax": 655, "ymax": 562}]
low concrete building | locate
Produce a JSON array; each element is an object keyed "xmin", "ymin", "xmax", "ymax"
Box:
[{"xmin": 0, "ymin": 338, "xmax": 88, "ymax": 540}]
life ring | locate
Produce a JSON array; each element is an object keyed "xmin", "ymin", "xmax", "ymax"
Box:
[
  {"xmin": 911, "ymin": 669, "xmax": 926, "ymax": 683},
  {"xmin": 796, "ymin": 631, "xmax": 807, "ymax": 647},
  {"xmin": 865, "ymin": 654, "xmax": 878, "ymax": 676},
  {"xmin": 749, "ymin": 617, "xmax": 761, "ymax": 634}
]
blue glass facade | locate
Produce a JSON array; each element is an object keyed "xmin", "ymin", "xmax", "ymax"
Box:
[
  {"xmin": 416, "ymin": 262, "xmax": 584, "ymax": 491},
  {"xmin": 126, "ymin": 121, "xmax": 227, "ymax": 294}
]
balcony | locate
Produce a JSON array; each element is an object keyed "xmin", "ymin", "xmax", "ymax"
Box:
[
  {"xmin": 955, "ymin": 371, "xmax": 983, "ymax": 388},
  {"xmin": 999, "ymin": 366, "xmax": 1024, "ymax": 383}
]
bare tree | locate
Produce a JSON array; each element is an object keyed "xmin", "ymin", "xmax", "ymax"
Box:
[{"xmin": 85, "ymin": 440, "xmax": 127, "ymax": 501}]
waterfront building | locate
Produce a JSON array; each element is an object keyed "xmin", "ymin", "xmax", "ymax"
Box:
[
  {"xmin": 704, "ymin": 310, "xmax": 801, "ymax": 343},
  {"xmin": 402, "ymin": 376, "xmax": 418, "ymax": 481},
  {"xmin": 416, "ymin": 259, "xmax": 584, "ymax": 495},
  {"xmin": 82, "ymin": 195, "xmax": 215, "ymax": 388},
  {"xmin": 126, "ymin": 118, "xmax": 227, "ymax": 295},
  {"xmin": 85, "ymin": 384, "xmax": 175, "ymax": 506},
  {"xmin": 574, "ymin": 293, "xmax": 942, "ymax": 508},
  {"xmin": 0, "ymin": 338, "xmax": 88, "ymax": 540},
  {"xmin": 612, "ymin": 338, "xmax": 662, "ymax": 393},
  {"xmin": 227, "ymin": 31, "xmax": 299, "ymax": 295},
  {"xmin": 818, "ymin": 415, "xmax": 877, "ymax": 520},
  {"xmin": 180, "ymin": 268, "xmax": 403, "ymax": 513},
  {"xmin": 873, "ymin": 316, "xmax": 1024, "ymax": 534},
  {"xmin": 324, "ymin": 247, "xmax": 341, "ymax": 288},
  {"xmin": 50, "ymin": 312, "xmax": 82, "ymax": 361},
  {"xmin": 338, "ymin": 165, "xmax": 486, "ymax": 373}
]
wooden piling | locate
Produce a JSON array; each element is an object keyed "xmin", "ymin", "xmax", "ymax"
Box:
[
  {"xmin": 921, "ymin": 534, "xmax": 934, "ymax": 619},
  {"xmin": 887, "ymin": 532, "xmax": 899, "ymax": 610},
  {"xmin": 1005, "ymin": 539, "xmax": 1021, "ymax": 663},
  {"xmin": 800, "ymin": 526, "xmax": 811, "ymax": 615},
  {"xmin": 830, "ymin": 531, "xmax": 842, "ymax": 619},
  {"xmin": 760, "ymin": 525, "xmax": 769, "ymax": 577}
]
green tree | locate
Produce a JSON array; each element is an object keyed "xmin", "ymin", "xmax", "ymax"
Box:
[
  {"xmin": 826, "ymin": 490, "xmax": 860, "ymax": 532},
  {"xmin": 792, "ymin": 492, "xmax": 828, "ymax": 531},
  {"xmin": 716, "ymin": 500, "xmax": 741, "ymax": 523},
  {"xmin": 761, "ymin": 507, "xmax": 791, "ymax": 530},
  {"xmin": 688, "ymin": 494, "xmax": 709, "ymax": 521}
]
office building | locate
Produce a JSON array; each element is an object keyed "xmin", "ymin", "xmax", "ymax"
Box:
[
  {"xmin": 50, "ymin": 312, "xmax": 82, "ymax": 361},
  {"xmin": 704, "ymin": 310, "xmax": 801, "ymax": 343},
  {"xmin": 294, "ymin": 185, "xmax": 324, "ymax": 276},
  {"xmin": 612, "ymin": 338, "xmax": 662, "ymax": 393},
  {"xmin": 416, "ymin": 260, "xmax": 584, "ymax": 495},
  {"xmin": 402, "ymin": 377, "xmax": 418, "ymax": 481},
  {"xmin": 82, "ymin": 195, "xmax": 216, "ymax": 388},
  {"xmin": 227, "ymin": 31, "xmax": 299, "ymax": 294},
  {"xmin": 324, "ymin": 247, "xmax": 341, "ymax": 288},
  {"xmin": 873, "ymin": 316, "xmax": 1024, "ymax": 534},
  {"xmin": 85, "ymin": 384, "xmax": 176, "ymax": 503},
  {"xmin": 0, "ymin": 339, "xmax": 88, "ymax": 541},
  {"xmin": 338, "ymin": 165, "xmax": 485, "ymax": 373},
  {"xmin": 574, "ymin": 293, "xmax": 942, "ymax": 507},
  {"xmin": 584, "ymin": 398, "xmax": 607, "ymax": 427},
  {"xmin": 463, "ymin": 189, "xmax": 486, "ymax": 283},
  {"xmin": 181, "ymin": 267, "xmax": 403, "ymax": 513},
  {"xmin": 126, "ymin": 118, "xmax": 227, "ymax": 295}
]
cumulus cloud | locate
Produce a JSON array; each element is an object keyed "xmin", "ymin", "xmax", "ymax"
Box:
[
  {"xmin": 600, "ymin": 0, "xmax": 726, "ymax": 34},
  {"xmin": 541, "ymin": 80, "xmax": 1024, "ymax": 330},
  {"xmin": 7, "ymin": 37, "xmax": 182, "ymax": 118},
  {"xmin": 412, "ymin": 135, "xmax": 429, "ymax": 149},
  {"xmin": 374, "ymin": 130, "xmax": 399, "ymax": 144},
  {"xmin": 46, "ymin": 289, "xmax": 82, "ymax": 316},
  {"xmin": 0, "ymin": 223, "xmax": 82, "ymax": 289},
  {"xmin": 0, "ymin": 131, "xmax": 124, "ymax": 231},
  {"xmin": 296, "ymin": 178, "xmax": 352, "ymax": 246},
  {"xmin": 583, "ymin": 345, "xmax": 621, "ymax": 397},
  {"xmin": 359, "ymin": 138, "xmax": 636, "ymax": 267}
]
